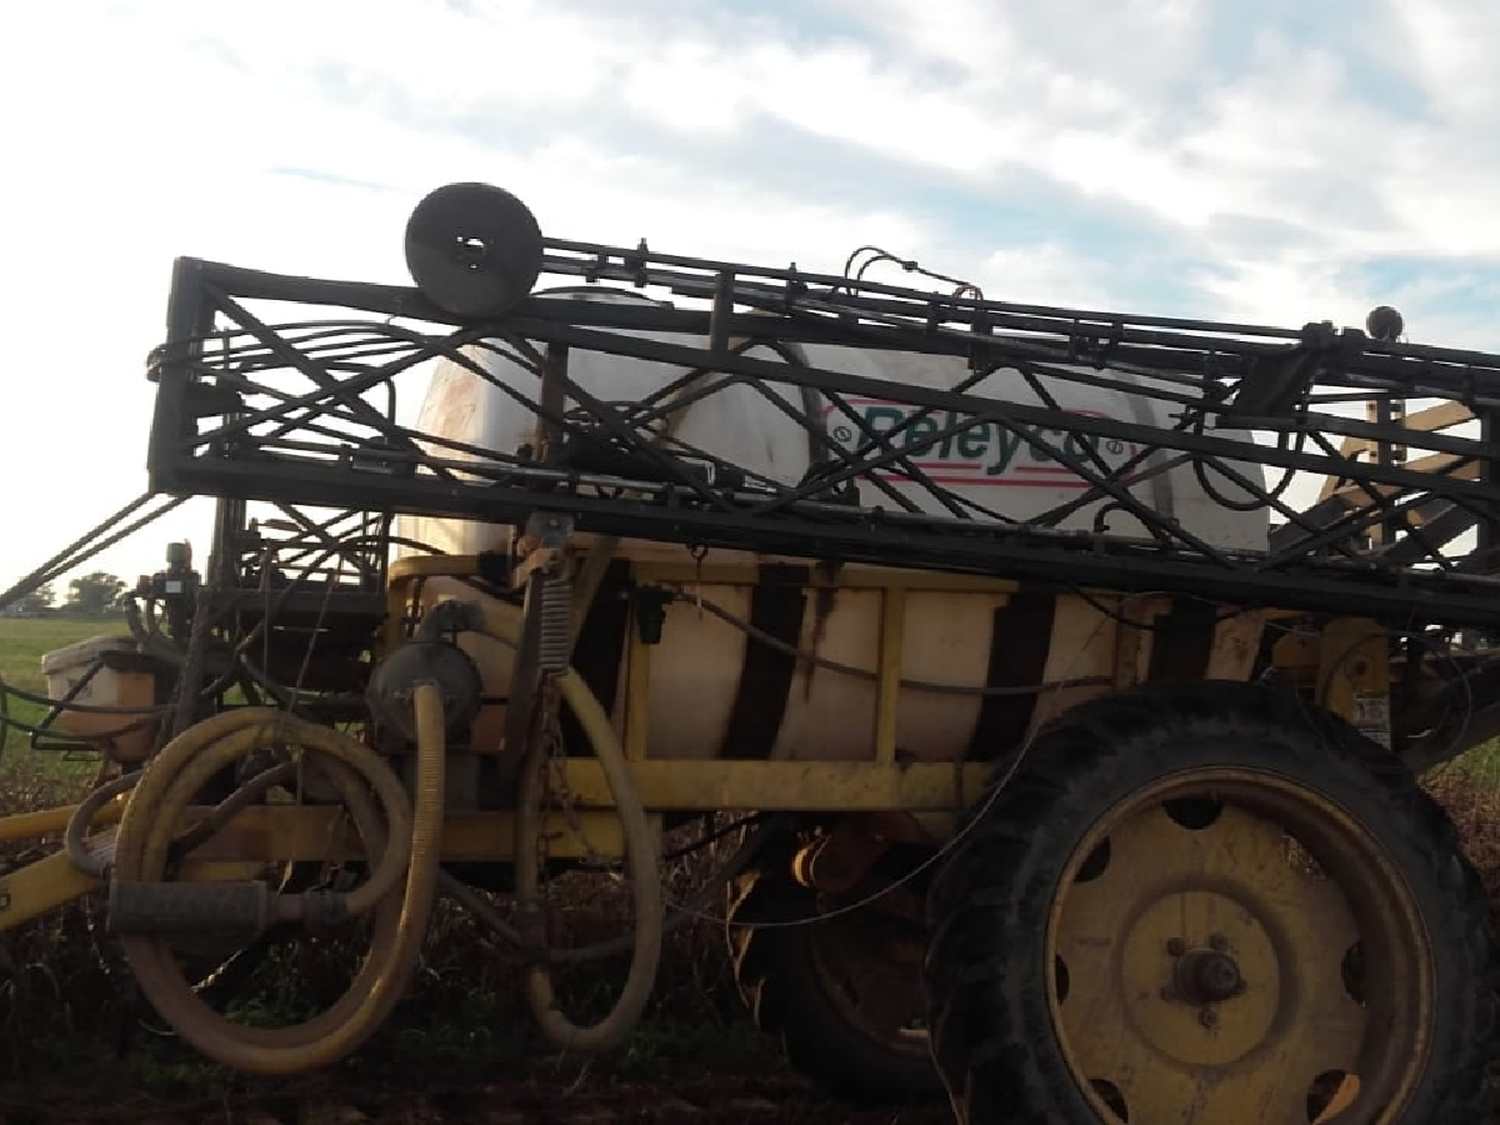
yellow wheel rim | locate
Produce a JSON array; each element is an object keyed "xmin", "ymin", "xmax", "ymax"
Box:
[{"xmin": 1045, "ymin": 768, "xmax": 1432, "ymax": 1124}]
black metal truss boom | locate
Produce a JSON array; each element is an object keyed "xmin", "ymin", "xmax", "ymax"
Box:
[{"xmin": 142, "ymin": 184, "xmax": 1500, "ymax": 629}]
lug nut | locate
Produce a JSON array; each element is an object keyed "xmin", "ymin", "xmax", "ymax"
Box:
[
  {"xmin": 1209, "ymin": 933, "xmax": 1229, "ymax": 952},
  {"xmin": 1167, "ymin": 938, "xmax": 1186, "ymax": 957},
  {"xmin": 1199, "ymin": 1008, "xmax": 1218, "ymax": 1029}
]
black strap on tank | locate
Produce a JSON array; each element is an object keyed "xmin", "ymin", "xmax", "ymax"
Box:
[
  {"xmin": 558, "ymin": 559, "xmax": 633, "ymax": 754},
  {"xmin": 1146, "ymin": 597, "xmax": 1221, "ymax": 682},
  {"xmin": 967, "ymin": 588, "xmax": 1057, "ymax": 762},
  {"xmin": 718, "ymin": 564, "xmax": 810, "ymax": 760}
]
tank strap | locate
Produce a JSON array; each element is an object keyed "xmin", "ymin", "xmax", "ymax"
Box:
[
  {"xmin": 967, "ymin": 587, "xmax": 1057, "ymax": 762},
  {"xmin": 719, "ymin": 565, "xmax": 809, "ymax": 760}
]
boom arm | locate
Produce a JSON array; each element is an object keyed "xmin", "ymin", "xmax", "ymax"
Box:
[{"xmin": 143, "ymin": 183, "xmax": 1500, "ymax": 628}]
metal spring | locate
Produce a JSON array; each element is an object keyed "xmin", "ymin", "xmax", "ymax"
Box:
[{"xmin": 537, "ymin": 572, "xmax": 573, "ymax": 674}]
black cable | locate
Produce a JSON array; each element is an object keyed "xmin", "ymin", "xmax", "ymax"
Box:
[
  {"xmin": 0, "ymin": 493, "xmax": 185, "ymax": 613},
  {"xmin": 682, "ymin": 593, "xmax": 1110, "ymax": 697},
  {"xmin": 0, "ymin": 677, "xmax": 175, "ymax": 717},
  {"xmin": 2, "ymin": 529, "xmax": 451, "ymax": 759},
  {"xmin": 0, "ymin": 667, "xmax": 10, "ymax": 763},
  {"xmin": 661, "ymin": 812, "xmax": 767, "ymax": 862}
]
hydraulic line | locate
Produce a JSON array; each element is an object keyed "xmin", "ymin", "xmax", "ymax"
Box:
[
  {"xmin": 108, "ymin": 686, "xmax": 447, "ymax": 1075},
  {"xmin": 457, "ymin": 351, "xmax": 693, "ymax": 1045},
  {"xmin": 65, "ymin": 771, "xmax": 142, "ymax": 878},
  {"xmin": 67, "ymin": 763, "xmax": 301, "ymax": 881},
  {"xmin": 460, "ymin": 361, "xmax": 771, "ymax": 1043},
  {"xmin": 168, "ymin": 761, "xmax": 299, "ymax": 861},
  {"xmin": 470, "ymin": 601, "xmax": 663, "ymax": 1053}
]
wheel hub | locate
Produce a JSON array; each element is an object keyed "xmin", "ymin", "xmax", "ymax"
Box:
[
  {"xmin": 1119, "ymin": 891, "xmax": 1281, "ymax": 1068},
  {"xmin": 1173, "ymin": 946, "xmax": 1245, "ymax": 1004}
]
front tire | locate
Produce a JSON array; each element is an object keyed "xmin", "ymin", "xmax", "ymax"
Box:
[{"xmin": 924, "ymin": 681, "xmax": 1500, "ymax": 1124}]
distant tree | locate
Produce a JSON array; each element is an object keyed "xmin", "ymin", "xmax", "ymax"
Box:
[
  {"xmin": 66, "ymin": 571, "xmax": 127, "ymax": 617},
  {"xmin": 8, "ymin": 582, "xmax": 55, "ymax": 616}
]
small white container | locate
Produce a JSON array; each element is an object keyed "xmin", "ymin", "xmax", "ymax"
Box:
[{"xmin": 40, "ymin": 635, "xmax": 160, "ymax": 762}]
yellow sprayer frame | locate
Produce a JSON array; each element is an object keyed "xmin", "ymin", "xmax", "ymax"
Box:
[{"xmin": 0, "ymin": 553, "xmax": 1384, "ymax": 933}]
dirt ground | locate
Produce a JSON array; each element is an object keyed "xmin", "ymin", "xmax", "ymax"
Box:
[{"xmin": 0, "ymin": 1076, "xmax": 956, "ymax": 1125}]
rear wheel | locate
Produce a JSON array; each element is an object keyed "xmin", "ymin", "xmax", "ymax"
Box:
[
  {"xmin": 925, "ymin": 681, "xmax": 1500, "ymax": 1124},
  {"xmin": 729, "ymin": 861, "xmax": 941, "ymax": 1106}
]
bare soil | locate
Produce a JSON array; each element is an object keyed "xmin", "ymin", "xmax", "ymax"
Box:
[{"xmin": 0, "ymin": 1076, "xmax": 955, "ymax": 1125}]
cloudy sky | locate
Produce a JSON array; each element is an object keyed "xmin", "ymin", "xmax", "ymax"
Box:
[{"xmin": 2, "ymin": 0, "xmax": 1498, "ymax": 598}]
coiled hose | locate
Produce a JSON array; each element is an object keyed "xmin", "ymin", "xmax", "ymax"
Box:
[
  {"xmin": 471, "ymin": 601, "xmax": 665, "ymax": 1054},
  {"xmin": 465, "ymin": 358, "xmax": 689, "ymax": 1048},
  {"xmin": 91, "ymin": 579, "xmax": 660, "ymax": 1064},
  {"xmin": 106, "ymin": 685, "xmax": 447, "ymax": 1074}
]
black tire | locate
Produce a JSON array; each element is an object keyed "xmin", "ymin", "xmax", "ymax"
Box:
[
  {"xmin": 924, "ymin": 680, "xmax": 1500, "ymax": 1125},
  {"xmin": 729, "ymin": 862, "xmax": 942, "ymax": 1107}
]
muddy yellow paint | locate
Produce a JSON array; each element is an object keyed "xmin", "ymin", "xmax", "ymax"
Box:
[{"xmin": 1046, "ymin": 769, "xmax": 1430, "ymax": 1123}]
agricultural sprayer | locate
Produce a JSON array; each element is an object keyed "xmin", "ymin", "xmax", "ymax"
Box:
[{"xmin": 2, "ymin": 182, "xmax": 1500, "ymax": 1123}]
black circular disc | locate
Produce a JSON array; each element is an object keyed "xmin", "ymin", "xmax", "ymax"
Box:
[
  {"xmin": 1366, "ymin": 304, "xmax": 1404, "ymax": 342},
  {"xmin": 404, "ymin": 182, "xmax": 544, "ymax": 318}
]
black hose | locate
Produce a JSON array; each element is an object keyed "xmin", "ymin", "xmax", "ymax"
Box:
[
  {"xmin": 686, "ymin": 594, "xmax": 1110, "ymax": 697},
  {"xmin": 65, "ymin": 771, "xmax": 143, "ymax": 878},
  {"xmin": 167, "ymin": 761, "xmax": 300, "ymax": 861}
]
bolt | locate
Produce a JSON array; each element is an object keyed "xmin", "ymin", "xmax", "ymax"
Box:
[
  {"xmin": 1199, "ymin": 1008, "xmax": 1218, "ymax": 1029},
  {"xmin": 1167, "ymin": 938, "xmax": 1187, "ymax": 957},
  {"xmin": 1161, "ymin": 986, "xmax": 1178, "ymax": 1002},
  {"xmin": 1209, "ymin": 933, "xmax": 1229, "ymax": 952}
]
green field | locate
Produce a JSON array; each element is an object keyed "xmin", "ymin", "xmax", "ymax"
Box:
[{"xmin": 0, "ymin": 615, "xmax": 129, "ymax": 768}]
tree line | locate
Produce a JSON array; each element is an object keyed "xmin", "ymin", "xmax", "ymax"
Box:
[{"xmin": 0, "ymin": 572, "xmax": 128, "ymax": 618}]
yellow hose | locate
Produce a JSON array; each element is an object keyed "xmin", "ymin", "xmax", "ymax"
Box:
[
  {"xmin": 533, "ymin": 378, "xmax": 686, "ymax": 1045},
  {"xmin": 111, "ymin": 686, "xmax": 448, "ymax": 1074},
  {"xmin": 521, "ymin": 368, "xmax": 687, "ymax": 1047},
  {"xmin": 473, "ymin": 602, "xmax": 664, "ymax": 1053}
]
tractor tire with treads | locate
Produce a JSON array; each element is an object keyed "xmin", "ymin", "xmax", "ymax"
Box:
[
  {"xmin": 729, "ymin": 863, "xmax": 942, "ymax": 1108},
  {"xmin": 924, "ymin": 680, "xmax": 1500, "ymax": 1125}
]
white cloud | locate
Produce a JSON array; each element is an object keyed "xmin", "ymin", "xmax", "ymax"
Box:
[
  {"xmin": 976, "ymin": 243, "xmax": 1125, "ymax": 311},
  {"xmin": 1388, "ymin": 0, "xmax": 1500, "ymax": 122},
  {"xmin": 1, "ymin": 0, "xmax": 1497, "ymax": 596}
]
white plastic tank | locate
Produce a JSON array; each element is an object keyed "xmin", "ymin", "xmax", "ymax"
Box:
[{"xmin": 398, "ymin": 287, "xmax": 1271, "ymax": 764}]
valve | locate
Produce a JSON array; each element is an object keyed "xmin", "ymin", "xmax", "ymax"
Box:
[
  {"xmin": 367, "ymin": 639, "xmax": 483, "ymax": 743},
  {"xmin": 134, "ymin": 540, "xmax": 201, "ymax": 641}
]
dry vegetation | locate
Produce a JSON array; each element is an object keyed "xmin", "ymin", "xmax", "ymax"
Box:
[
  {"xmin": 0, "ymin": 770, "xmax": 767, "ymax": 1092},
  {"xmin": 0, "ymin": 617, "xmax": 770, "ymax": 1096},
  {"xmin": 3, "ymin": 617, "xmax": 1500, "ymax": 1116},
  {"xmin": 1427, "ymin": 766, "xmax": 1500, "ymax": 910}
]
